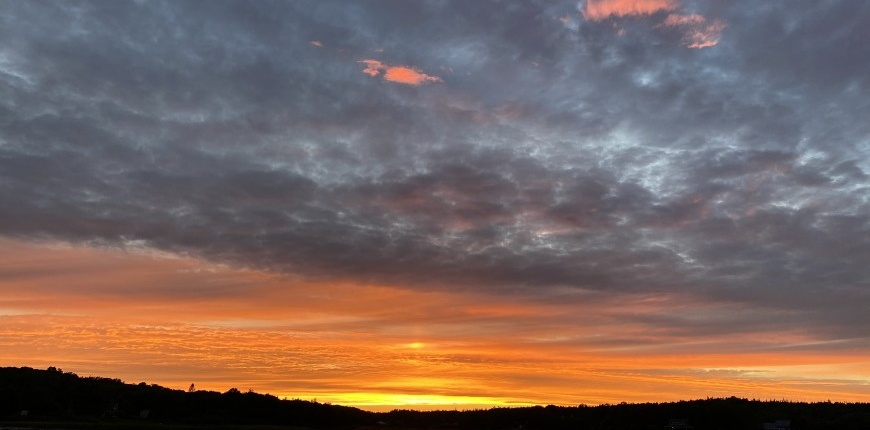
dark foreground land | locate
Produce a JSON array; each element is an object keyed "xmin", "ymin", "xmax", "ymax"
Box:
[{"xmin": 2, "ymin": 367, "xmax": 870, "ymax": 430}]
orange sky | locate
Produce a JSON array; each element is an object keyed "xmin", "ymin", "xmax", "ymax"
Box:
[{"xmin": 3, "ymin": 238, "xmax": 869, "ymax": 411}]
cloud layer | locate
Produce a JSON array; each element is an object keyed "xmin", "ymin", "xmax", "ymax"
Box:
[{"xmin": 2, "ymin": 0, "xmax": 870, "ymax": 406}]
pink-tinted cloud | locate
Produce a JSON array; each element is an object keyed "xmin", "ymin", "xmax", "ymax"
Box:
[
  {"xmin": 584, "ymin": 0, "xmax": 678, "ymax": 21},
  {"xmin": 310, "ymin": 40, "xmax": 323, "ymax": 48},
  {"xmin": 684, "ymin": 22, "xmax": 726, "ymax": 48},
  {"xmin": 359, "ymin": 59, "xmax": 442, "ymax": 86},
  {"xmin": 383, "ymin": 66, "xmax": 442, "ymax": 85},
  {"xmin": 661, "ymin": 13, "xmax": 705, "ymax": 26},
  {"xmin": 582, "ymin": 1, "xmax": 725, "ymax": 49},
  {"xmin": 660, "ymin": 13, "xmax": 726, "ymax": 48},
  {"xmin": 359, "ymin": 59, "xmax": 384, "ymax": 77}
]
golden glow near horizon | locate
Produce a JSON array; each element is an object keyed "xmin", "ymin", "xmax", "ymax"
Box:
[{"xmin": 2, "ymin": 238, "xmax": 870, "ymax": 411}]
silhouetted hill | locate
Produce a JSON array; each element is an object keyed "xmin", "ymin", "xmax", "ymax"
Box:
[{"xmin": 3, "ymin": 367, "xmax": 870, "ymax": 429}]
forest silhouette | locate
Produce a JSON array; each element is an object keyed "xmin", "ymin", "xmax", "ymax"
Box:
[{"xmin": 2, "ymin": 366, "xmax": 870, "ymax": 429}]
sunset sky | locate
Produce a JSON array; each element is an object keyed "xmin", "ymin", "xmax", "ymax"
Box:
[{"xmin": 2, "ymin": 0, "xmax": 870, "ymax": 411}]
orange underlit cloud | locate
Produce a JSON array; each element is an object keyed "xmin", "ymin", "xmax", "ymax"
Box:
[
  {"xmin": 359, "ymin": 59, "xmax": 442, "ymax": 86},
  {"xmin": 584, "ymin": 0, "xmax": 678, "ymax": 20},
  {"xmin": 581, "ymin": 1, "xmax": 725, "ymax": 48}
]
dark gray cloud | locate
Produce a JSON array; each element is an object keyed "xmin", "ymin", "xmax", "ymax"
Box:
[{"xmin": 2, "ymin": 0, "xmax": 869, "ymax": 342}]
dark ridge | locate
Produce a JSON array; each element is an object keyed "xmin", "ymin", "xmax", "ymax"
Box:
[{"xmin": 2, "ymin": 366, "xmax": 870, "ymax": 429}]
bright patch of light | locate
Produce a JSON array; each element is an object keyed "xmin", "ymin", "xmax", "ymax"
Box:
[
  {"xmin": 633, "ymin": 70, "xmax": 656, "ymax": 87},
  {"xmin": 277, "ymin": 392, "xmax": 530, "ymax": 411}
]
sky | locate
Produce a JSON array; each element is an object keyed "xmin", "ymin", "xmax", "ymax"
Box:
[{"xmin": 1, "ymin": 0, "xmax": 870, "ymax": 411}]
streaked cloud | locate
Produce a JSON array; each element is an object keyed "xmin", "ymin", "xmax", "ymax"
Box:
[
  {"xmin": 3, "ymin": 239, "xmax": 870, "ymax": 408},
  {"xmin": 660, "ymin": 13, "xmax": 726, "ymax": 48},
  {"xmin": 661, "ymin": 12, "xmax": 704, "ymax": 26}
]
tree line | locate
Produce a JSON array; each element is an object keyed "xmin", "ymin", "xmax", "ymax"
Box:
[{"xmin": 2, "ymin": 366, "xmax": 870, "ymax": 429}]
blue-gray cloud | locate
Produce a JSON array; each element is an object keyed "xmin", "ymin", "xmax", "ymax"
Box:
[{"xmin": 1, "ymin": 0, "xmax": 869, "ymax": 343}]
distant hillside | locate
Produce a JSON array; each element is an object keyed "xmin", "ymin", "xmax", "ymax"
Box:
[{"xmin": 3, "ymin": 366, "xmax": 870, "ymax": 429}]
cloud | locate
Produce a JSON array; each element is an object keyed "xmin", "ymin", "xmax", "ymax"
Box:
[
  {"xmin": 383, "ymin": 66, "xmax": 443, "ymax": 86},
  {"xmin": 659, "ymin": 13, "xmax": 726, "ymax": 48},
  {"xmin": 359, "ymin": 59, "xmax": 385, "ymax": 77},
  {"xmin": 1, "ymin": 0, "xmax": 870, "ymax": 405},
  {"xmin": 584, "ymin": 0, "xmax": 678, "ymax": 20},
  {"xmin": 581, "ymin": 0, "xmax": 725, "ymax": 48},
  {"xmin": 1, "ymin": 2, "xmax": 865, "ymax": 301},
  {"xmin": 359, "ymin": 59, "xmax": 442, "ymax": 85},
  {"xmin": 661, "ymin": 13, "xmax": 704, "ymax": 26}
]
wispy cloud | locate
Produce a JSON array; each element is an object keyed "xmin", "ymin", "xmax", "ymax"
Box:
[{"xmin": 659, "ymin": 13, "xmax": 726, "ymax": 48}]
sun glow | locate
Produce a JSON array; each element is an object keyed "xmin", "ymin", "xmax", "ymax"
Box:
[
  {"xmin": 3, "ymin": 239, "xmax": 870, "ymax": 410},
  {"xmin": 281, "ymin": 392, "xmax": 526, "ymax": 412}
]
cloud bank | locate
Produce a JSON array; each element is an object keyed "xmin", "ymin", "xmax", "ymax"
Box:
[{"xmin": 2, "ymin": 0, "xmax": 870, "ymax": 405}]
